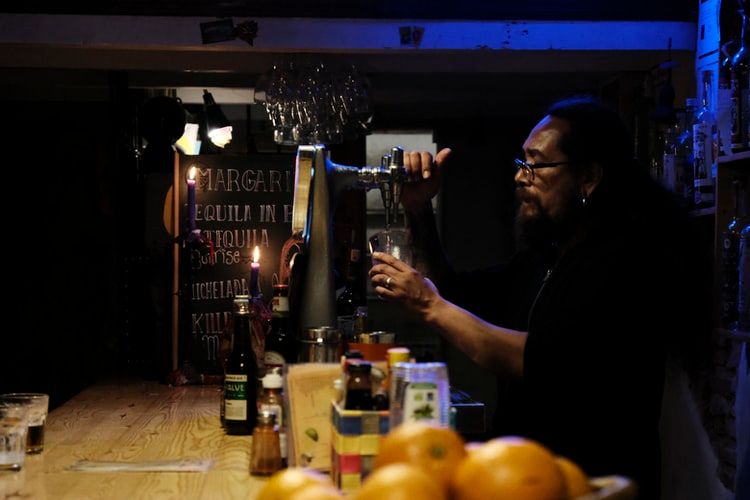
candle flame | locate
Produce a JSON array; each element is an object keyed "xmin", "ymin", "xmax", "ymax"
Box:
[
  {"xmin": 253, "ymin": 246, "xmax": 260, "ymax": 263},
  {"xmin": 188, "ymin": 166, "xmax": 197, "ymax": 181}
]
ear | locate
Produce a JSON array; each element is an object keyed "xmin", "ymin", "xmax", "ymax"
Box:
[{"xmin": 581, "ymin": 162, "xmax": 603, "ymax": 198}]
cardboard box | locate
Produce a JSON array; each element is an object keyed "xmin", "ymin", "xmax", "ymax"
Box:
[{"xmin": 330, "ymin": 401, "xmax": 389, "ymax": 493}]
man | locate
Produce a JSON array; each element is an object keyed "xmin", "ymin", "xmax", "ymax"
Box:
[{"xmin": 369, "ymin": 96, "xmax": 709, "ymax": 498}]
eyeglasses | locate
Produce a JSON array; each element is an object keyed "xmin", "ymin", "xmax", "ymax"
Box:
[{"xmin": 514, "ymin": 158, "xmax": 572, "ymax": 181}]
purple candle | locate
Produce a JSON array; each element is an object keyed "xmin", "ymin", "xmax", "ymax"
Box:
[
  {"xmin": 251, "ymin": 246, "xmax": 261, "ymax": 297},
  {"xmin": 187, "ymin": 167, "xmax": 197, "ymax": 232}
]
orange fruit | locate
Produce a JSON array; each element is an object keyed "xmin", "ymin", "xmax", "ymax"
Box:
[
  {"xmin": 450, "ymin": 436, "xmax": 566, "ymax": 500},
  {"xmin": 556, "ymin": 456, "xmax": 592, "ymax": 498},
  {"xmin": 287, "ymin": 484, "xmax": 344, "ymax": 500},
  {"xmin": 256, "ymin": 467, "xmax": 334, "ymax": 500},
  {"xmin": 354, "ymin": 463, "xmax": 446, "ymax": 500},
  {"xmin": 373, "ymin": 422, "xmax": 466, "ymax": 490},
  {"xmin": 465, "ymin": 441, "xmax": 483, "ymax": 454}
]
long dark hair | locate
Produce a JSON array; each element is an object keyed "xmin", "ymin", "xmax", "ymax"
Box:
[
  {"xmin": 546, "ymin": 95, "xmax": 675, "ymax": 224},
  {"xmin": 548, "ymin": 95, "xmax": 711, "ymax": 369}
]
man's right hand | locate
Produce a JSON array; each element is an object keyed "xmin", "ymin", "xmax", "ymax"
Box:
[{"xmin": 401, "ymin": 148, "xmax": 452, "ymax": 213}]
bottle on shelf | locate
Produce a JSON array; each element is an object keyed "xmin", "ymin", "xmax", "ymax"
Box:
[
  {"xmin": 224, "ymin": 295, "xmax": 259, "ymax": 436},
  {"xmin": 258, "ymin": 371, "xmax": 287, "ymax": 467},
  {"xmin": 661, "ymin": 116, "xmax": 682, "ymax": 192},
  {"xmin": 676, "ymin": 98, "xmax": 698, "ymax": 209},
  {"xmin": 693, "ymin": 71, "xmax": 717, "ymax": 209},
  {"xmin": 264, "ymin": 284, "xmax": 296, "ymax": 370},
  {"xmin": 719, "ymin": 40, "xmax": 740, "ymax": 156},
  {"xmin": 336, "ymin": 232, "xmax": 365, "ymax": 342},
  {"xmin": 730, "ymin": 2, "xmax": 749, "ymax": 151},
  {"xmin": 352, "ymin": 306, "xmax": 368, "ymax": 338},
  {"xmin": 250, "ymin": 411, "xmax": 282, "ymax": 476},
  {"xmin": 721, "ymin": 178, "xmax": 748, "ymax": 329},
  {"xmin": 738, "ymin": 223, "xmax": 750, "ymax": 331}
]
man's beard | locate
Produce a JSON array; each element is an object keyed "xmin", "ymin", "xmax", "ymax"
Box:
[{"xmin": 513, "ymin": 187, "xmax": 583, "ymax": 251}]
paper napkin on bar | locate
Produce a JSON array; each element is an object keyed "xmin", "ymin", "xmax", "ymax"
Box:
[{"xmin": 68, "ymin": 458, "xmax": 214, "ymax": 472}]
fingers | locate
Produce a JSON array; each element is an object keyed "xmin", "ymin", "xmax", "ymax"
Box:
[
  {"xmin": 404, "ymin": 148, "xmax": 450, "ymax": 181},
  {"xmin": 419, "ymin": 151, "xmax": 433, "ymax": 179},
  {"xmin": 370, "ymin": 270, "xmax": 397, "ymax": 298},
  {"xmin": 369, "ymin": 252, "xmax": 412, "ymax": 273},
  {"xmin": 373, "ymin": 282, "xmax": 396, "ymax": 298},
  {"xmin": 435, "ymin": 147, "xmax": 452, "ymax": 166},
  {"xmin": 404, "ymin": 150, "xmax": 427, "ymax": 180}
]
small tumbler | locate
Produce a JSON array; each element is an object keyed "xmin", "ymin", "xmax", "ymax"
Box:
[
  {"xmin": 0, "ymin": 393, "xmax": 48, "ymax": 454},
  {"xmin": 0, "ymin": 403, "xmax": 28, "ymax": 471}
]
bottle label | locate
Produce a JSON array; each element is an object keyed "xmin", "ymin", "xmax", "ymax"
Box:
[
  {"xmin": 224, "ymin": 374, "xmax": 248, "ymax": 421},
  {"xmin": 693, "ymin": 123, "xmax": 711, "ymax": 179},
  {"xmin": 272, "ymin": 296, "xmax": 289, "ymax": 313},
  {"xmin": 260, "ymin": 402, "xmax": 283, "ymax": 427},
  {"xmin": 402, "ymin": 382, "xmax": 441, "ymax": 426},
  {"xmin": 264, "ymin": 351, "xmax": 285, "ymax": 370},
  {"xmin": 694, "ymin": 178, "xmax": 715, "ymax": 207}
]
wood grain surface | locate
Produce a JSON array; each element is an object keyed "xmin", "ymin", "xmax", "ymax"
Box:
[{"xmin": 0, "ymin": 379, "xmax": 268, "ymax": 499}]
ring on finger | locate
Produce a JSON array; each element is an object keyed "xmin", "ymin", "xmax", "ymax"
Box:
[{"xmin": 386, "ymin": 276, "xmax": 392, "ymax": 287}]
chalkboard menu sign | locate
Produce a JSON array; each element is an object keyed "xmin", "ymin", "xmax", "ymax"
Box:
[{"xmin": 177, "ymin": 153, "xmax": 295, "ymax": 377}]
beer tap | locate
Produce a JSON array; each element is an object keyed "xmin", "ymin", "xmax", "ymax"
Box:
[
  {"xmin": 379, "ymin": 153, "xmax": 393, "ymax": 229},
  {"xmin": 373, "ymin": 148, "xmax": 406, "ymax": 229},
  {"xmin": 291, "ymin": 145, "xmax": 407, "ymax": 333}
]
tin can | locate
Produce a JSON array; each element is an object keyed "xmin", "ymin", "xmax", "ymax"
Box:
[{"xmin": 389, "ymin": 362, "xmax": 450, "ymax": 429}]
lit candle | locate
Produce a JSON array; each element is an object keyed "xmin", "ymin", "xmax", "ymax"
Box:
[
  {"xmin": 251, "ymin": 246, "xmax": 261, "ymax": 297},
  {"xmin": 187, "ymin": 166, "xmax": 197, "ymax": 232}
]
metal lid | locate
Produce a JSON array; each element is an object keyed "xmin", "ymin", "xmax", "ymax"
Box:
[
  {"xmin": 356, "ymin": 331, "xmax": 395, "ymax": 344},
  {"xmin": 301, "ymin": 326, "xmax": 342, "ymax": 343},
  {"xmin": 387, "ymin": 347, "xmax": 411, "ymax": 365},
  {"xmin": 262, "ymin": 372, "xmax": 283, "ymax": 389}
]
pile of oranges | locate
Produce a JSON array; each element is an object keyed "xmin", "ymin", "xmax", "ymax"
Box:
[{"xmin": 257, "ymin": 422, "xmax": 593, "ymax": 500}]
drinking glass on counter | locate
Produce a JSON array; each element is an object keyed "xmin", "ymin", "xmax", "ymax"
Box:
[
  {"xmin": 368, "ymin": 229, "xmax": 413, "ymax": 267},
  {"xmin": 0, "ymin": 394, "xmax": 48, "ymax": 454},
  {"xmin": 0, "ymin": 403, "xmax": 28, "ymax": 471}
]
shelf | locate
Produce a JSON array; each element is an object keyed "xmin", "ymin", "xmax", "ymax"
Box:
[
  {"xmin": 718, "ymin": 150, "xmax": 750, "ymax": 164},
  {"xmin": 689, "ymin": 207, "xmax": 715, "ymax": 217},
  {"xmin": 716, "ymin": 328, "xmax": 750, "ymax": 342}
]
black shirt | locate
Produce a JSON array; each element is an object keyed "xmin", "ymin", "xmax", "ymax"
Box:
[{"xmin": 439, "ymin": 206, "xmax": 706, "ymax": 499}]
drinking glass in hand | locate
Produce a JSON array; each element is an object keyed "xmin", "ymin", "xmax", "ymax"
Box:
[
  {"xmin": 368, "ymin": 229, "xmax": 413, "ymax": 267},
  {"xmin": 1, "ymin": 393, "xmax": 48, "ymax": 454}
]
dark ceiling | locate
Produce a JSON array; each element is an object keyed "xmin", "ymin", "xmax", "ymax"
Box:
[
  {"xmin": 4, "ymin": 0, "xmax": 697, "ymax": 21},
  {"xmin": 0, "ymin": 2, "xmax": 699, "ymax": 125}
]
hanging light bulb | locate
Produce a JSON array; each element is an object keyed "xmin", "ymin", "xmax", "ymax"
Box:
[{"xmin": 202, "ymin": 89, "xmax": 233, "ymax": 148}]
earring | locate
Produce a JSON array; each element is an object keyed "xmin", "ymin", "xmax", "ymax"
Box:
[{"xmin": 581, "ymin": 195, "xmax": 588, "ymax": 207}]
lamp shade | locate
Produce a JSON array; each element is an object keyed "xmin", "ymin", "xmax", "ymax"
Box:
[{"xmin": 202, "ymin": 89, "xmax": 233, "ymax": 148}]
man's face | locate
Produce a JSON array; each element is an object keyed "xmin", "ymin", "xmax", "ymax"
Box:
[{"xmin": 515, "ymin": 115, "xmax": 581, "ymax": 246}]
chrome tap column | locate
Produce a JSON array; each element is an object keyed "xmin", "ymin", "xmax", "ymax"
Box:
[{"xmin": 291, "ymin": 144, "xmax": 405, "ymax": 333}]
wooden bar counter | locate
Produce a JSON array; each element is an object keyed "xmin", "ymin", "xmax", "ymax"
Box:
[{"xmin": 0, "ymin": 379, "xmax": 267, "ymax": 499}]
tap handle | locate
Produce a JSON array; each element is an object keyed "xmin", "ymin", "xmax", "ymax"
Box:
[
  {"xmin": 388, "ymin": 147, "xmax": 405, "ymax": 223},
  {"xmin": 388, "ymin": 147, "xmax": 404, "ymax": 170},
  {"xmin": 380, "ymin": 154, "xmax": 393, "ymax": 228}
]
